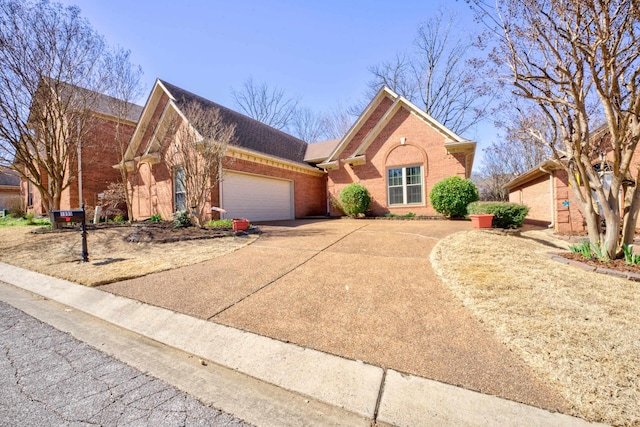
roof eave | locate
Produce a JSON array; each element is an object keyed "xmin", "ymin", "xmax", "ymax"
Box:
[{"xmin": 504, "ymin": 159, "xmax": 560, "ymax": 190}]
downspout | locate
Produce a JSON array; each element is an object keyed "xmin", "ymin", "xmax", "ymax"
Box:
[
  {"xmin": 540, "ymin": 165, "xmax": 555, "ymax": 229},
  {"xmin": 325, "ymin": 171, "xmax": 330, "ymax": 216}
]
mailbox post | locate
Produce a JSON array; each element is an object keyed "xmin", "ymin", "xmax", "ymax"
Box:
[{"xmin": 51, "ymin": 204, "xmax": 89, "ymax": 262}]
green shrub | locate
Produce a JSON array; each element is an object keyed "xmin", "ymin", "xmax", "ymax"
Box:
[
  {"xmin": 23, "ymin": 212, "xmax": 35, "ymax": 225},
  {"xmin": 467, "ymin": 201, "xmax": 529, "ymax": 228},
  {"xmin": 339, "ymin": 183, "xmax": 371, "ymax": 217},
  {"xmin": 150, "ymin": 213, "xmax": 162, "ymax": 223},
  {"xmin": 173, "ymin": 210, "xmax": 192, "ymax": 229},
  {"xmin": 429, "ymin": 176, "xmax": 478, "ymax": 218},
  {"xmin": 206, "ymin": 219, "xmax": 233, "ymax": 229}
]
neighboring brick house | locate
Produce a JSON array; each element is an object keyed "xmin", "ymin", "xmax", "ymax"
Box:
[
  {"xmin": 317, "ymin": 87, "xmax": 476, "ymax": 217},
  {"xmin": 21, "ymin": 83, "xmax": 143, "ymax": 215},
  {"xmin": 506, "ymin": 149, "xmax": 638, "ymax": 234},
  {"xmin": 0, "ymin": 167, "xmax": 20, "ymax": 213},
  {"xmin": 121, "ymin": 81, "xmax": 476, "ymax": 222},
  {"xmin": 505, "ymin": 160, "xmax": 583, "ymax": 232}
]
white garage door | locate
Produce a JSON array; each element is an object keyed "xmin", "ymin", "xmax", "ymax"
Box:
[{"xmin": 221, "ymin": 172, "xmax": 294, "ymax": 221}]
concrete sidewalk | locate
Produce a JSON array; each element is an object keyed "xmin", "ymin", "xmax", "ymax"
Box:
[{"xmin": 0, "ymin": 262, "xmax": 602, "ymax": 426}]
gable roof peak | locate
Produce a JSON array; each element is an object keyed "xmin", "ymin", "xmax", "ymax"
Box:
[{"xmin": 150, "ymin": 79, "xmax": 310, "ymax": 165}]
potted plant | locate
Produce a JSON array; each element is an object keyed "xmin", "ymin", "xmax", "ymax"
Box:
[
  {"xmin": 467, "ymin": 201, "xmax": 530, "ymax": 229},
  {"xmin": 469, "ymin": 213, "xmax": 494, "ymax": 228},
  {"xmin": 232, "ymin": 218, "xmax": 250, "ymax": 231}
]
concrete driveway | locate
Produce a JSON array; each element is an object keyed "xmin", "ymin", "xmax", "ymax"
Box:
[{"xmin": 100, "ymin": 219, "xmax": 567, "ymax": 413}]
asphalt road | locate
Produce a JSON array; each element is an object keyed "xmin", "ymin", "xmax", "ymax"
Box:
[{"xmin": 0, "ymin": 300, "xmax": 252, "ymax": 427}]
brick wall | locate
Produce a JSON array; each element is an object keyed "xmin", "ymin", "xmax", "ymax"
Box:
[
  {"xmin": 554, "ymin": 170, "xmax": 587, "ymax": 234},
  {"xmin": 132, "ymin": 155, "xmax": 326, "ymax": 222},
  {"xmin": 508, "ymin": 173, "xmax": 553, "ymax": 225},
  {"xmin": 327, "ymin": 104, "xmax": 469, "ymax": 216}
]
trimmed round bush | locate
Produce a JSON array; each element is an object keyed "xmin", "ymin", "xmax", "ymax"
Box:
[
  {"xmin": 339, "ymin": 183, "xmax": 371, "ymax": 217},
  {"xmin": 429, "ymin": 176, "xmax": 478, "ymax": 218},
  {"xmin": 467, "ymin": 201, "xmax": 529, "ymax": 229}
]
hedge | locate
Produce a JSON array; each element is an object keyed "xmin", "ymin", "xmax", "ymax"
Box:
[{"xmin": 466, "ymin": 201, "xmax": 529, "ymax": 229}]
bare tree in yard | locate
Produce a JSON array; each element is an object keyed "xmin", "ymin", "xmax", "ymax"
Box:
[
  {"xmin": 367, "ymin": 8, "xmax": 493, "ymax": 135},
  {"xmin": 477, "ymin": 104, "xmax": 552, "ymax": 200},
  {"xmin": 470, "ymin": 0, "xmax": 640, "ymax": 259},
  {"xmin": 104, "ymin": 49, "xmax": 145, "ymax": 221},
  {"xmin": 161, "ymin": 101, "xmax": 236, "ymax": 226},
  {"xmin": 0, "ymin": 0, "xmax": 137, "ymax": 214},
  {"xmin": 231, "ymin": 77, "xmax": 299, "ymax": 130}
]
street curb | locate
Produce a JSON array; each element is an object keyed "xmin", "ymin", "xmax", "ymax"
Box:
[{"xmin": 0, "ymin": 262, "xmax": 382, "ymax": 419}]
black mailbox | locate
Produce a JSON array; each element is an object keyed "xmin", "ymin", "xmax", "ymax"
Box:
[
  {"xmin": 51, "ymin": 209, "xmax": 85, "ymax": 224},
  {"xmin": 51, "ymin": 207, "xmax": 88, "ymax": 262}
]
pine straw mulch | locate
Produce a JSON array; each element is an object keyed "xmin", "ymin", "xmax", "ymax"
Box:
[
  {"xmin": 431, "ymin": 229, "xmax": 639, "ymax": 426},
  {"xmin": 0, "ymin": 223, "xmax": 258, "ymax": 286}
]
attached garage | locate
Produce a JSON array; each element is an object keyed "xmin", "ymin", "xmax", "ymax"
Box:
[{"xmin": 221, "ymin": 171, "xmax": 294, "ymax": 221}]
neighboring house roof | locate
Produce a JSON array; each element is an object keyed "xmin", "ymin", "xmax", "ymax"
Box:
[
  {"xmin": 158, "ymin": 80, "xmax": 310, "ymax": 166},
  {"xmin": 318, "ymin": 86, "xmax": 476, "ymax": 173},
  {"xmin": 503, "ymin": 159, "xmax": 561, "ymax": 190},
  {"xmin": 0, "ymin": 168, "xmax": 20, "ymax": 187},
  {"xmin": 304, "ymin": 138, "xmax": 341, "ymax": 163},
  {"xmin": 42, "ymin": 78, "xmax": 144, "ymax": 123}
]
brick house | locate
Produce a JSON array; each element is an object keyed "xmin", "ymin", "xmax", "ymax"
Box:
[
  {"xmin": 121, "ymin": 81, "xmax": 476, "ymax": 222},
  {"xmin": 506, "ymin": 146, "xmax": 638, "ymax": 234},
  {"xmin": 0, "ymin": 167, "xmax": 20, "ymax": 213},
  {"xmin": 121, "ymin": 80, "xmax": 326, "ymax": 222},
  {"xmin": 505, "ymin": 160, "xmax": 582, "ymax": 232},
  {"xmin": 317, "ymin": 87, "xmax": 476, "ymax": 217},
  {"xmin": 21, "ymin": 83, "xmax": 143, "ymax": 216}
]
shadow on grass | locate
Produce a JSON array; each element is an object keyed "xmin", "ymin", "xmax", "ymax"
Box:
[{"xmin": 92, "ymin": 258, "xmax": 127, "ymax": 266}]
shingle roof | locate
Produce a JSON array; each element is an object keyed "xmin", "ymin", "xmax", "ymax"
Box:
[
  {"xmin": 304, "ymin": 138, "xmax": 341, "ymax": 163},
  {"xmin": 0, "ymin": 168, "xmax": 20, "ymax": 186},
  {"xmin": 54, "ymin": 80, "xmax": 144, "ymax": 122},
  {"xmin": 159, "ymin": 80, "xmax": 309, "ymax": 166}
]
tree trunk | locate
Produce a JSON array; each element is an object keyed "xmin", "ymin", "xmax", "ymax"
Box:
[{"xmin": 621, "ymin": 184, "xmax": 640, "ymax": 250}]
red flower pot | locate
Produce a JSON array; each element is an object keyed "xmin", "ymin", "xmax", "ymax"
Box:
[
  {"xmin": 232, "ymin": 218, "xmax": 250, "ymax": 231},
  {"xmin": 470, "ymin": 214, "xmax": 494, "ymax": 229}
]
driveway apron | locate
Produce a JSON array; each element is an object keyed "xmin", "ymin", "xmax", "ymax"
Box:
[{"xmin": 100, "ymin": 219, "xmax": 568, "ymax": 413}]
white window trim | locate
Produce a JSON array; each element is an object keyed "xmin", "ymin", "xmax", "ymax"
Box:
[{"xmin": 387, "ymin": 164, "xmax": 425, "ymax": 206}]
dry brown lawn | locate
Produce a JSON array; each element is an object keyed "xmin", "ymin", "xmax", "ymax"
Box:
[
  {"xmin": 0, "ymin": 226, "xmax": 257, "ymax": 286},
  {"xmin": 431, "ymin": 229, "xmax": 639, "ymax": 427}
]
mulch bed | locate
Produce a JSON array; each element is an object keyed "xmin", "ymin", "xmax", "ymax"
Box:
[
  {"xmin": 559, "ymin": 252, "xmax": 640, "ymax": 274},
  {"xmin": 31, "ymin": 221, "xmax": 256, "ymax": 243}
]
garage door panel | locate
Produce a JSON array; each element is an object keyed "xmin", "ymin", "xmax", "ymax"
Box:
[{"xmin": 222, "ymin": 172, "xmax": 293, "ymax": 221}]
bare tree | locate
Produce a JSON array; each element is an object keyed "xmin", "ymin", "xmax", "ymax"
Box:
[
  {"xmin": 470, "ymin": 0, "xmax": 640, "ymax": 259},
  {"xmin": 0, "ymin": 0, "xmax": 130, "ymax": 213},
  {"xmin": 160, "ymin": 101, "xmax": 236, "ymax": 226},
  {"xmin": 289, "ymin": 107, "xmax": 326, "ymax": 143},
  {"xmin": 104, "ymin": 49, "xmax": 145, "ymax": 222},
  {"xmin": 230, "ymin": 77, "xmax": 299, "ymax": 130},
  {"xmin": 321, "ymin": 101, "xmax": 358, "ymax": 140},
  {"xmin": 367, "ymin": 8, "xmax": 493, "ymax": 136}
]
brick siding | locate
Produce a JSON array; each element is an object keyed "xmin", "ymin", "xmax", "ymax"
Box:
[{"xmin": 328, "ymin": 103, "xmax": 469, "ymax": 216}]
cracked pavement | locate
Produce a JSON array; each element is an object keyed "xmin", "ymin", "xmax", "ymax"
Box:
[{"xmin": 0, "ymin": 300, "xmax": 252, "ymax": 427}]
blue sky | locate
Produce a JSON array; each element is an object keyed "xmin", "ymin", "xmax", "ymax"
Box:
[{"xmin": 60, "ymin": 0, "xmax": 494, "ymax": 167}]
